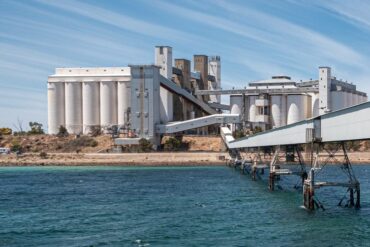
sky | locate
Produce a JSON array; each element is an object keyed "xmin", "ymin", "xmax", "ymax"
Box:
[{"xmin": 1, "ymin": 0, "xmax": 370, "ymax": 130}]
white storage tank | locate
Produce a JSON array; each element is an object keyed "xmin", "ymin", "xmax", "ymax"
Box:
[
  {"xmin": 352, "ymin": 93, "xmax": 359, "ymax": 105},
  {"xmin": 249, "ymin": 96, "xmax": 257, "ymax": 122},
  {"xmin": 363, "ymin": 95, "xmax": 368, "ymax": 103},
  {"xmin": 82, "ymin": 81, "xmax": 100, "ymax": 134},
  {"xmin": 230, "ymin": 95, "xmax": 243, "ymax": 115},
  {"xmin": 65, "ymin": 81, "xmax": 83, "ymax": 134},
  {"xmin": 100, "ymin": 81, "xmax": 117, "ymax": 127},
  {"xmin": 310, "ymin": 93, "xmax": 320, "ymax": 117},
  {"xmin": 331, "ymin": 91, "xmax": 346, "ymax": 111},
  {"xmin": 346, "ymin": 92, "xmax": 353, "ymax": 107},
  {"xmin": 48, "ymin": 82, "xmax": 65, "ymax": 134},
  {"xmin": 117, "ymin": 81, "xmax": 131, "ymax": 126},
  {"xmin": 271, "ymin": 95, "xmax": 286, "ymax": 128},
  {"xmin": 287, "ymin": 95, "xmax": 306, "ymax": 125}
]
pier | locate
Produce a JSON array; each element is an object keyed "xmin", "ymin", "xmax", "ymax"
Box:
[{"xmin": 223, "ymin": 101, "xmax": 370, "ymax": 210}]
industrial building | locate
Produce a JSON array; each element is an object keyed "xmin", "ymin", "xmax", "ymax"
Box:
[
  {"xmin": 48, "ymin": 45, "xmax": 367, "ymax": 146},
  {"xmin": 48, "ymin": 46, "xmax": 229, "ymax": 146},
  {"xmin": 197, "ymin": 67, "xmax": 367, "ymax": 131}
]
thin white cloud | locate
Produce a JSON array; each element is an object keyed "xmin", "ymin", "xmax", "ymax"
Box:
[
  {"xmin": 317, "ymin": 0, "xmax": 370, "ymax": 29},
  {"xmin": 35, "ymin": 0, "xmax": 205, "ymax": 44}
]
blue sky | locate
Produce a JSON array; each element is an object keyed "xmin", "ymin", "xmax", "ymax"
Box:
[{"xmin": 1, "ymin": 0, "xmax": 370, "ymax": 130}]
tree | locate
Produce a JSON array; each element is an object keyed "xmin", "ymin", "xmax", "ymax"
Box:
[
  {"xmin": 28, "ymin": 122, "xmax": 44, "ymax": 135},
  {"xmin": 57, "ymin": 125, "xmax": 68, "ymax": 137},
  {"xmin": 13, "ymin": 117, "xmax": 26, "ymax": 135}
]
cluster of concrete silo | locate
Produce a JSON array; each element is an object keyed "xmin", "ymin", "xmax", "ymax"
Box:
[
  {"xmin": 47, "ymin": 67, "xmax": 131, "ymax": 135},
  {"xmin": 228, "ymin": 67, "xmax": 368, "ymax": 131},
  {"xmin": 230, "ymin": 94, "xmax": 311, "ymax": 130}
]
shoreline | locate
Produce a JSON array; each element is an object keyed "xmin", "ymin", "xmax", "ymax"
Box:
[
  {"xmin": 0, "ymin": 152, "xmax": 229, "ymax": 167},
  {"xmin": 1, "ymin": 151, "xmax": 370, "ymax": 167}
]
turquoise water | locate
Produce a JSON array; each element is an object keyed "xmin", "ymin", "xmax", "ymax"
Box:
[{"xmin": 1, "ymin": 165, "xmax": 370, "ymax": 246}]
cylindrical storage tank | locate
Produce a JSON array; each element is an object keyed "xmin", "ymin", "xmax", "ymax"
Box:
[
  {"xmin": 100, "ymin": 81, "xmax": 117, "ymax": 128},
  {"xmin": 48, "ymin": 82, "xmax": 65, "ymax": 134},
  {"xmin": 287, "ymin": 95, "xmax": 305, "ymax": 125},
  {"xmin": 249, "ymin": 96, "xmax": 257, "ymax": 122},
  {"xmin": 359, "ymin": 95, "xmax": 364, "ymax": 103},
  {"xmin": 310, "ymin": 93, "xmax": 320, "ymax": 117},
  {"xmin": 230, "ymin": 95, "xmax": 243, "ymax": 115},
  {"xmin": 117, "ymin": 81, "xmax": 131, "ymax": 126},
  {"xmin": 346, "ymin": 92, "xmax": 353, "ymax": 108},
  {"xmin": 82, "ymin": 81, "xmax": 100, "ymax": 134},
  {"xmin": 363, "ymin": 95, "xmax": 368, "ymax": 103},
  {"xmin": 271, "ymin": 95, "xmax": 282, "ymax": 128},
  {"xmin": 331, "ymin": 91, "xmax": 345, "ymax": 111},
  {"xmin": 352, "ymin": 93, "xmax": 359, "ymax": 105},
  {"xmin": 65, "ymin": 81, "xmax": 82, "ymax": 134}
]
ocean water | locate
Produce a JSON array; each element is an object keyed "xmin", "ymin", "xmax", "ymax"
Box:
[{"xmin": 0, "ymin": 165, "xmax": 370, "ymax": 247}]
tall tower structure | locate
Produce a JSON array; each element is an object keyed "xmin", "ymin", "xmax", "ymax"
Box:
[
  {"xmin": 208, "ymin": 56, "xmax": 221, "ymax": 103},
  {"xmin": 175, "ymin": 59, "xmax": 191, "ymax": 90},
  {"xmin": 319, "ymin": 66, "xmax": 331, "ymax": 115},
  {"xmin": 155, "ymin": 46, "xmax": 173, "ymax": 123},
  {"xmin": 194, "ymin": 55, "xmax": 209, "ymax": 102}
]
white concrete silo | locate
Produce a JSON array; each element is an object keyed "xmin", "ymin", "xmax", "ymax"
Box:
[
  {"xmin": 117, "ymin": 81, "xmax": 131, "ymax": 126},
  {"xmin": 287, "ymin": 95, "xmax": 306, "ymax": 125},
  {"xmin": 310, "ymin": 93, "xmax": 320, "ymax": 117},
  {"xmin": 249, "ymin": 96, "xmax": 257, "ymax": 122},
  {"xmin": 271, "ymin": 95, "xmax": 287, "ymax": 128},
  {"xmin": 346, "ymin": 92, "xmax": 353, "ymax": 108},
  {"xmin": 230, "ymin": 95, "xmax": 243, "ymax": 115},
  {"xmin": 82, "ymin": 81, "xmax": 100, "ymax": 134},
  {"xmin": 331, "ymin": 91, "xmax": 346, "ymax": 111},
  {"xmin": 100, "ymin": 81, "xmax": 117, "ymax": 128},
  {"xmin": 47, "ymin": 82, "xmax": 65, "ymax": 134},
  {"xmin": 65, "ymin": 81, "xmax": 83, "ymax": 134},
  {"xmin": 352, "ymin": 93, "xmax": 359, "ymax": 105}
]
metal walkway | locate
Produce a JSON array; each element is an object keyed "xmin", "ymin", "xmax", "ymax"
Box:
[
  {"xmin": 223, "ymin": 101, "xmax": 370, "ymax": 149},
  {"xmin": 156, "ymin": 114, "xmax": 239, "ymax": 134},
  {"xmin": 159, "ymin": 75, "xmax": 217, "ymax": 115}
]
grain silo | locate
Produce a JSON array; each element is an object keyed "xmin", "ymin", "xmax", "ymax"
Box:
[
  {"xmin": 47, "ymin": 82, "xmax": 65, "ymax": 134},
  {"xmin": 346, "ymin": 92, "xmax": 353, "ymax": 108},
  {"xmin": 287, "ymin": 95, "xmax": 307, "ymax": 124},
  {"xmin": 82, "ymin": 81, "xmax": 100, "ymax": 134},
  {"xmin": 331, "ymin": 91, "xmax": 346, "ymax": 111},
  {"xmin": 249, "ymin": 96, "xmax": 257, "ymax": 122},
  {"xmin": 271, "ymin": 95, "xmax": 286, "ymax": 128},
  {"xmin": 310, "ymin": 93, "xmax": 320, "ymax": 117},
  {"xmin": 100, "ymin": 81, "xmax": 117, "ymax": 128},
  {"xmin": 117, "ymin": 81, "xmax": 131, "ymax": 126},
  {"xmin": 65, "ymin": 81, "xmax": 82, "ymax": 134},
  {"xmin": 230, "ymin": 95, "xmax": 243, "ymax": 115}
]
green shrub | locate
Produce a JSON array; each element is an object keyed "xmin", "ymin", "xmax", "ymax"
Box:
[
  {"xmin": 11, "ymin": 141, "xmax": 22, "ymax": 153},
  {"xmin": 164, "ymin": 137, "xmax": 182, "ymax": 151},
  {"xmin": 0, "ymin": 127, "xmax": 12, "ymax": 135},
  {"xmin": 233, "ymin": 130, "xmax": 245, "ymax": 139},
  {"xmin": 39, "ymin": 151, "xmax": 48, "ymax": 159},
  {"xmin": 62, "ymin": 136, "xmax": 98, "ymax": 152},
  {"xmin": 138, "ymin": 138, "xmax": 152, "ymax": 152}
]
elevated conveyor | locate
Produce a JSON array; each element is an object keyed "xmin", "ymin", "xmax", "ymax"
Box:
[
  {"xmin": 159, "ymin": 75, "xmax": 217, "ymax": 115},
  {"xmin": 223, "ymin": 101, "xmax": 370, "ymax": 149},
  {"xmin": 156, "ymin": 114, "xmax": 240, "ymax": 134}
]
